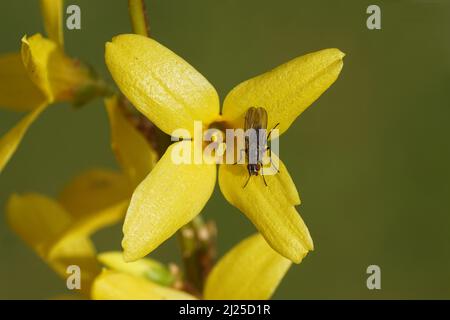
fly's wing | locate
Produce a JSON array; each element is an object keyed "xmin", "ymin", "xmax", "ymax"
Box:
[
  {"xmin": 244, "ymin": 107, "xmax": 268, "ymax": 130},
  {"xmin": 244, "ymin": 107, "xmax": 257, "ymax": 155},
  {"xmin": 245, "ymin": 107, "xmax": 268, "ymax": 164},
  {"xmin": 256, "ymin": 107, "xmax": 268, "ymax": 130},
  {"xmin": 244, "ymin": 107, "xmax": 256, "ymax": 158},
  {"xmin": 244, "ymin": 107, "xmax": 256, "ymax": 130},
  {"xmin": 255, "ymin": 108, "xmax": 268, "ymax": 162}
]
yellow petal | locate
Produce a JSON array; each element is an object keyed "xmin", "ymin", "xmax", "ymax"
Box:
[
  {"xmin": 21, "ymin": 34, "xmax": 90, "ymax": 103},
  {"xmin": 105, "ymin": 34, "xmax": 220, "ymax": 135},
  {"xmin": 21, "ymin": 34, "xmax": 57, "ymax": 101},
  {"xmin": 58, "ymin": 168, "xmax": 132, "ymax": 218},
  {"xmin": 7, "ymin": 193, "xmax": 71, "ymax": 256},
  {"xmin": 47, "ymin": 235, "xmax": 100, "ymax": 294},
  {"xmin": 91, "ymin": 270, "xmax": 196, "ymax": 300},
  {"xmin": 105, "ymin": 96, "xmax": 158, "ymax": 187},
  {"xmin": 122, "ymin": 141, "xmax": 216, "ymax": 261},
  {"xmin": 0, "ymin": 104, "xmax": 47, "ymax": 174},
  {"xmin": 0, "ymin": 53, "xmax": 47, "ymax": 111},
  {"xmin": 98, "ymin": 251, "xmax": 174, "ymax": 286},
  {"xmin": 57, "ymin": 169, "xmax": 131, "ymax": 237},
  {"xmin": 6, "ymin": 193, "xmax": 100, "ymax": 292},
  {"xmin": 40, "ymin": 0, "xmax": 64, "ymax": 47},
  {"xmin": 222, "ymin": 48, "xmax": 345, "ymax": 135},
  {"xmin": 204, "ymin": 234, "xmax": 295, "ymax": 300},
  {"xmin": 218, "ymin": 158, "xmax": 313, "ymax": 263},
  {"xmin": 58, "ymin": 200, "xmax": 129, "ymax": 241}
]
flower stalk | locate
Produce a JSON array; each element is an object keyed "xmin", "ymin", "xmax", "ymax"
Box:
[
  {"xmin": 178, "ymin": 216, "xmax": 217, "ymax": 296},
  {"xmin": 126, "ymin": 4, "xmax": 217, "ymax": 293},
  {"xmin": 128, "ymin": 0, "xmax": 150, "ymax": 37}
]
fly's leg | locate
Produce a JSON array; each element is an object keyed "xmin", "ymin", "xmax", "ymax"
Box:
[
  {"xmin": 261, "ymin": 166, "xmax": 268, "ymax": 186},
  {"xmin": 267, "ymin": 123, "xmax": 280, "ymax": 140},
  {"xmin": 264, "ymin": 146, "xmax": 280, "ymax": 173},
  {"xmin": 243, "ymin": 174, "xmax": 251, "ymax": 188},
  {"xmin": 266, "ymin": 146, "xmax": 272, "ymax": 158},
  {"xmin": 264, "ymin": 122, "xmax": 280, "ymax": 170}
]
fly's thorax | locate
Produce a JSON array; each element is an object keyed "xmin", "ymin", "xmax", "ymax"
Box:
[
  {"xmin": 245, "ymin": 128, "xmax": 269, "ymax": 165},
  {"xmin": 168, "ymin": 112, "xmax": 277, "ymax": 166},
  {"xmin": 205, "ymin": 113, "xmax": 273, "ymax": 166}
]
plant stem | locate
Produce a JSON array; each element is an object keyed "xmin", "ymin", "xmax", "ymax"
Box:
[
  {"xmin": 128, "ymin": 0, "xmax": 150, "ymax": 37},
  {"xmin": 178, "ymin": 216, "xmax": 217, "ymax": 296},
  {"xmin": 117, "ymin": 95, "xmax": 170, "ymax": 158},
  {"xmin": 126, "ymin": 0, "xmax": 217, "ymax": 295}
]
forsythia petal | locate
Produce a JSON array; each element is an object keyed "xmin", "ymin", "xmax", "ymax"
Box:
[
  {"xmin": 40, "ymin": 0, "xmax": 64, "ymax": 47},
  {"xmin": 91, "ymin": 270, "xmax": 196, "ymax": 300},
  {"xmin": 105, "ymin": 34, "xmax": 220, "ymax": 135},
  {"xmin": 105, "ymin": 96, "xmax": 158, "ymax": 187},
  {"xmin": 98, "ymin": 251, "xmax": 174, "ymax": 286},
  {"xmin": 0, "ymin": 104, "xmax": 47, "ymax": 174},
  {"xmin": 0, "ymin": 53, "xmax": 47, "ymax": 111},
  {"xmin": 58, "ymin": 168, "xmax": 132, "ymax": 218},
  {"xmin": 7, "ymin": 193, "xmax": 72, "ymax": 256},
  {"xmin": 47, "ymin": 236, "xmax": 100, "ymax": 294},
  {"xmin": 204, "ymin": 234, "xmax": 295, "ymax": 300},
  {"xmin": 21, "ymin": 34, "xmax": 57, "ymax": 102},
  {"xmin": 21, "ymin": 34, "xmax": 92, "ymax": 104},
  {"xmin": 222, "ymin": 48, "xmax": 345, "ymax": 135},
  {"xmin": 57, "ymin": 200, "xmax": 130, "ymax": 242},
  {"xmin": 6, "ymin": 193, "xmax": 100, "ymax": 292},
  {"xmin": 122, "ymin": 141, "xmax": 216, "ymax": 261},
  {"xmin": 218, "ymin": 159, "xmax": 313, "ymax": 263}
]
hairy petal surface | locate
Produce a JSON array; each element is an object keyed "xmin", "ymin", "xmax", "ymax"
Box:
[
  {"xmin": 105, "ymin": 34, "xmax": 220, "ymax": 135},
  {"xmin": 122, "ymin": 141, "xmax": 216, "ymax": 261},
  {"xmin": 222, "ymin": 48, "xmax": 345, "ymax": 135},
  {"xmin": 218, "ymin": 158, "xmax": 313, "ymax": 263}
]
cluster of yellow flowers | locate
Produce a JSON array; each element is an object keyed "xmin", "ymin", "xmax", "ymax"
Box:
[{"xmin": 0, "ymin": 0, "xmax": 344, "ymax": 299}]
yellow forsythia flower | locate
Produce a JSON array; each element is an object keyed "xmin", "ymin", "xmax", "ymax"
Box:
[
  {"xmin": 105, "ymin": 34, "xmax": 344, "ymax": 263},
  {"xmin": 0, "ymin": 1, "xmax": 103, "ymax": 174}
]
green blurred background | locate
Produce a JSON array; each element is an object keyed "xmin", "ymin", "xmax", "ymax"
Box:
[{"xmin": 1, "ymin": 0, "xmax": 450, "ymax": 299}]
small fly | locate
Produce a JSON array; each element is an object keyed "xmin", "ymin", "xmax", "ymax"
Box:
[{"xmin": 242, "ymin": 106, "xmax": 279, "ymax": 188}]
